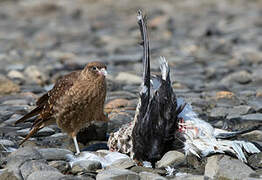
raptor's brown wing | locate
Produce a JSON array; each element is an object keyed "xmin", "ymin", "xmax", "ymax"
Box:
[
  {"xmin": 15, "ymin": 71, "xmax": 81, "ymax": 145},
  {"xmin": 39, "ymin": 71, "xmax": 81, "ymax": 121},
  {"xmin": 15, "ymin": 71, "xmax": 80, "ymax": 125}
]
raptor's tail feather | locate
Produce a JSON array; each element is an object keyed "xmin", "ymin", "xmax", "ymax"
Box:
[
  {"xmin": 14, "ymin": 106, "xmax": 42, "ymax": 125},
  {"xmin": 19, "ymin": 120, "xmax": 44, "ymax": 145}
]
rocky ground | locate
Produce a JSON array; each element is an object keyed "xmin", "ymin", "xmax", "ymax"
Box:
[{"xmin": 0, "ymin": 0, "xmax": 262, "ymax": 179}]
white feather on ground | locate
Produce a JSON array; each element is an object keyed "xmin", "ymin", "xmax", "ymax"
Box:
[
  {"xmin": 66, "ymin": 151, "xmax": 130, "ymax": 168},
  {"xmin": 177, "ymin": 97, "xmax": 260, "ymax": 162}
]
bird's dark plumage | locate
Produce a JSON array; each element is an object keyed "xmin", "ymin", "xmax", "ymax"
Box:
[
  {"xmin": 108, "ymin": 11, "xmax": 260, "ymax": 167},
  {"xmin": 15, "ymin": 61, "xmax": 108, "ymax": 154},
  {"xmin": 131, "ymin": 12, "xmax": 185, "ymax": 166}
]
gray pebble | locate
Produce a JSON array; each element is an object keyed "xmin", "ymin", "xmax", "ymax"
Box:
[
  {"xmin": 2, "ymin": 99, "xmax": 28, "ymax": 105},
  {"xmin": 209, "ymin": 107, "xmax": 228, "ymax": 120},
  {"xmin": 139, "ymin": 172, "xmax": 167, "ymax": 180},
  {"xmin": 16, "ymin": 127, "xmax": 55, "ymax": 137},
  {"xmin": 20, "ymin": 160, "xmax": 58, "ymax": 180},
  {"xmin": 0, "ymin": 139, "xmax": 15, "ymax": 147},
  {"xmin": 5, "ymin": 147, "xmax": 43, "ymax": 179},
  {"xmin": 38, "ymin": 148, "xmax": 73, "ymax": 161},
  {"xmin": 48, "ymin": 160, "xmax": 70, "ymax": 173},
  {"xmin": 24, "ymin": 65, "xmax": 48, "ymax": 85},
  {"xmin": 71, "ymin": 160, "xmax": 102, "ymax": 174},
  {"xmin": 27, "ymin": 170, "xmax": 64, "ymax": 180},
  {"xmin": 106, "ymin": 158, "xmax": 135, "ymax": 170},
  {"xmin": 205, "ymin": 155, "xmax": 255, "ymax": 179},
  {"xmin": 156, "ymin": 151, "xmax": 185, "ymax": 168},
  {"xmin": 96, "ymin": 169, "xmax": 139, "ymax": 180},
  {"xmin": 0, "ymin": 169, "xmax": 20, "ymax": 180},
  {"xmin": 240, "ymin": 113, "xmax": 262, "ymax": 121},
  {"xmin": 221, "ymin": 70, "xmax": 252, "ymax": 85},
  {"xmin": 7, "ymin": 70, "xmax": 25, "ymax": 80},
  {"xmin": 0, "ymin": 111, "xmax": 14, "ymax": 123}
]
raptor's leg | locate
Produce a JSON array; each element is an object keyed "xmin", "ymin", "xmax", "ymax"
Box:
[{"xmin": 73, "ymin": 136, "xmax": 80, "ymax": 155}]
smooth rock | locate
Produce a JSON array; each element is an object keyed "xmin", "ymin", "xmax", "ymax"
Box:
[
  {"xmin": 38, "ymin": 148, "xmax": 73, "ymax": 161},
  {"xmin": 214, "ymin": 91, "xmax": 241, "ymax": 106},
  {"xmin": 27, "ymin": 170, "xmax": 64, "ymax": 180},
  {"xmin": 229, "ymin": 105, "xmax": 255, "ymax": 116},
  {"xmin": 256, "ymin": 89, "xmax": 262, "ymax": 98},
  {"xmin": 35, "ymin": 127, "xmax": 55, "ymax": 136},
  {"xmin": 0, "ymin": 139, "xmax": 15, "ymax": 147},
  {"xmin": 156, "ymin": 151, "xmax": 185, "ymax": 168},
  {"xmin": 49, "ymin": 133, "xmax": 68, "ymax": 139},
  {"xmin": 48, "ymin": 161, "xmax": 70, "ymax": 173},
  {"xmin": 0, "ymin": 169, "xmax": 19, "ymax": 180},
  {"xmin": 240, "ymin": 113, "xmax": 262, "ymax": 121},
  {"xmin": 0, "ymin": 111, "xmax": 14, "ymax": 123},
  {"xmin": 0, "ymin": 76, "xmax": 20, "ymax": 95},
  {"xmin": 139, "ymin": 172, "xmax": 166, "ymax": 180},
  {"xmin": 205, "ymin": 155, "xmax": 255, "ymax": 179},
  {"xmin": 6, "ymin": 64, "xmax": 25, "ymax": 71},
  {"xmin": 5, "ymin": 147, "xmax": 43, "ymax": 180},
  {"xmin": 225, "ymin": 105, "xmax": 255, "ymax": 121},
  {"xmin": 20, "ymin": 160, "xmax": 58, "ymax": 180},
  {"xmin": 173, "ymin": 174, "xmax": 204, "ymax": 180},
  {"xmin": 2, "ymin": 99, "xmax": 28, "ymax": 105},
  {"xmin": 16, "ymin": 127, "xmax": 55, "ymax": 137},
  {"xmin": 96, "ymin": 169, "xmax": 139, "ymax": 180},
  {"xmin": 104, "ymin": 98, "xmax": 131, "ymax": 114},
  {"xmin": 24, "ymin": 65, "xmax": 47, "ymax": 85},
  {"xmin": 15, "ymin": 128, "xmax": 32, "ymax": 137},
  {"xmin": 215, "ymin": 91, "xmax": 235, "ymax": 100},
  {"xmin": 59, "ymin": 175, "xmax": 94, "ymax": 180},
  {"xmin": 252, "ymin": 169, "xmax": 262, "ymax": 179},
  {"xmin": 243, "ymin": 50, "xmax": 262, "ymax": 64},
  {"xmin": 221, "ymin": 70, "xmax": 252, "ymax": 85},
  {"xmin": 107, "ymin": 158, "xmax": 135, "ymax": 169},
  {"xmin": 71, "ymin": 160, "xmax": 102, "ymax": 174},
  {"xmin": 209, "ymin": 107, "xmax": 228, "ymax": 120},
  {"xmin": 185, "ymin": 155, "xmax": 206, "ymax": 174},
  {"xmin": 7, "ymin": 70, "xmax": 24, "ymax": 80},
  {"xmin": 248, "ymin": 100, "xmax": 262, "ymax": 113},
  {"xmin": 130, "ymin": 166, "xmax": 166, "ymax": 175},
  {"xmin": 206, "ymin": 38, "xmax": 232, "ymax": 55},
  {"xmin": 7, "ymin": 147, "xmax": 42, "ymax": 161},
  {"xmin": 20, "ymin": 84, "xmax": 46, "ymax": 94},
  {"xmin": 239, "ymin": 90, "xmax": 256, "ymax": 97}
]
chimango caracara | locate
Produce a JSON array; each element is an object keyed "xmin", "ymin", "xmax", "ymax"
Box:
[{"xmin": 15, "ymin": 62, "xmax": 108, "ymax": 154}]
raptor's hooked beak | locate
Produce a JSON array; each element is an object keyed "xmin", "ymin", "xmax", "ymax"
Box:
[{"xmin": 99, "ymin": 68, "xmax": 107, "ymax": 76}]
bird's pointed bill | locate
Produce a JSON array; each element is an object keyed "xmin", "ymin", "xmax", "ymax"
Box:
[{"xmin": 99, "ymin": 68, "xmax": 107, "ymax": 76}]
